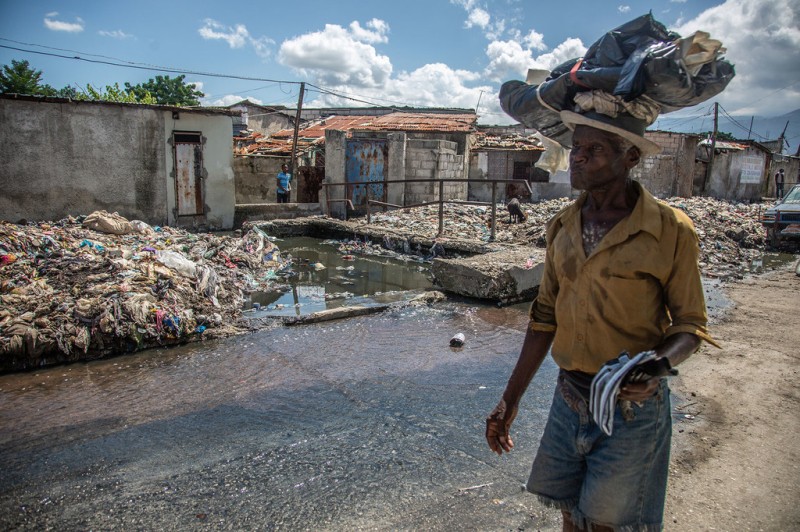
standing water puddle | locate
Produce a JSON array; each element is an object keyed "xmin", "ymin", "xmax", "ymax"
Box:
[{"xmin": 245, "ymin": 236, "xmax": 435, "ymax": 317}]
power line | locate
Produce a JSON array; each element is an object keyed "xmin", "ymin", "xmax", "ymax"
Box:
[
  {"xmin": 717, "ymin": 104, "xmax": 771, "ymax": 141},
  {"xmin": 0, "ymin": 39, "xmax": 445, "ymax": 111},
  {"xmin": 0, "ymin": 42, "xmax": 302, "ymax": 85}
]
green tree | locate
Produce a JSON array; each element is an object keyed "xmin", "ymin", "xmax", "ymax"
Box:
[
  {"xmin": 0, "ymin": 59, "xmax": 54, "ymax": 95},
  {"xmin": 78, "ymin": 83, "xmax": 156, "ymax": 104},
  {"xmin": 125, "ymin": 75, "xmax": 204, "ymax": 106}
]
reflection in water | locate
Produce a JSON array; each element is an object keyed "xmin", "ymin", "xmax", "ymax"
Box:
[
  {"xmin": 0, "ymin": 302, "xmax": 563, "ymax": 530},
  {"xmin": 247, "ymin": 237, "xmax": 435, "ymax": 317}
]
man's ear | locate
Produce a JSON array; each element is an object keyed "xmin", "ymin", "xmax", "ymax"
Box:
[{"xmin": 625, "ymin": 147, "xmax": 641, "ymax": 169}]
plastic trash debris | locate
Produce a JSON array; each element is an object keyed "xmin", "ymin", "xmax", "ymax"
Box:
[
  {"xmin": 450, "ymin": 333, "xmax": 466, "ymax": 347},
  {"xmin": 155, "ymin": 250, "xmax": 197, "ymax": 278}
]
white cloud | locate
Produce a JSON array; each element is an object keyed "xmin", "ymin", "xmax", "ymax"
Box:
[
  {"xmin": 673, "ymin": 0, "xmax": 800, "ymax": 116},
  {"xmin": 484, "ymin": 37, "xmax": 586, "ymax": 81},
  {"xmin": 618, "ymin": 5, "xmax": 631, "ymax": 13},
  {"xmin": 278, "ymin": 22, "xmax": 393, "ymax": 87},
  {"xmin": 305, "ymin": 62, "xmax": 487, "ymax": 111},
  {"xmin": 99, "ymin": 30, "xmax": 133, "ymax": 39},
  {"xmin": 523, "ymin": 30, "xmax": 547, "ymax": 52},
  {"xmin": 465, "ymin": 8, "xmax": 491, "ymax": 29},
  {"xmin": 349, "ymin": 19, "xmax": 390, "ymax": 44},
  {"xmin": 671, "ymin": 0, "xmax": 688, "ymax": 3},
  {"xmin": 451, "ymin": 0, "xmax": 508, "ymax": 41},
  {"xmin": 187, "ymin": 81, "xmax": 204, "ymax": 93},
  {"xmin": 198, "ymin": 19, "xmax": 275, "ymax": 59},
  {"xmin": 204, "ymin": 94, "xmax": 264, "ymax": 107},
  {"xmin": 43, "ymin": 13, "xmax": 84, "ymax": 33}
]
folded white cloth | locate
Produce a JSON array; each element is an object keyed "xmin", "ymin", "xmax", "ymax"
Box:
[{"xmin": 589, "ymin": 350, "xmax": 658, "ymax": 436}]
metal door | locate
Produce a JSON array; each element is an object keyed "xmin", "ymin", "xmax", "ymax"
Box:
[
  {"xmin": 345, "ymin": 139, "xmax": 387, "ymax": 214},
  {"xmin": 174, "ymin": 133, "xmax": 204, "ymax": 216}
]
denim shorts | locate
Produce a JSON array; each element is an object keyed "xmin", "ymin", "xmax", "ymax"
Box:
[{"xmin": 526, "ymin": 376, "xmax": 672, "ymax": 532}]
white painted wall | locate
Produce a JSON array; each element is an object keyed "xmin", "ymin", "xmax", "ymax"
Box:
[{"xmin": 164, "ymin": 112, "xmax": 235, "ymax": 229}]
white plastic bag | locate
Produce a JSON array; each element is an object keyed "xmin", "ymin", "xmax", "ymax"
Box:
[{"xmin": 155, "ymin": 250, "xmax": 197, "ymax": 278}]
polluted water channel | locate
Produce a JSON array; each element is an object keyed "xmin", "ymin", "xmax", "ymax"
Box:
[
  {"xmin": 0, "ymin": 301, "xmax": 568, "ymax": 530},
  {"xmin": 244, "ymin": 236, "xmax": 435, "ymax": 317}
]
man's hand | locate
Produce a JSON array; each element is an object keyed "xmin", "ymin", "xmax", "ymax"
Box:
[
  {"xmin": 486, "ymin": 399, "xmax": 518, "ymax": 455},
  {"xmin": 619, "ymin": 378, "xmax": 660, "ymax": 401}
]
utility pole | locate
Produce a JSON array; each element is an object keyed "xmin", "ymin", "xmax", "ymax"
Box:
[
  {"xmin": 289, "ymin": 82, "xmax": 306, "ymax": 176},
  {"xmin": 703, "ymin": 102, "xmax": 718, "ymax": 194},
  {"xmin": 777, "ymin": 120, "xmax": 789, "ymax": 155},
  {"xmin": 747, "ymin": 116, "xmax": 754, "ymax": 139}
]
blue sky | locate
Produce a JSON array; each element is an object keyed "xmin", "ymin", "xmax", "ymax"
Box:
[{"xmin": 1, "ymin": 0, "xmax": 798, "ymax": 126}]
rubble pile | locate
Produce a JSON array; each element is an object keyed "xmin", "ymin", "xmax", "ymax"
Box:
[
  {"xmin": 355, "ymin": 196, "xmax": 771, "ymax": 277},
  {"xmin": 0, "ymin": 212, "xmax": 288, "ymax": 371},
  {"xmin": 665, "ymin": 197, "xmax": 768, "ymax": 276},
  {"xmin": 362, "ymin": 199, "xmax": 574, "ymax": 246}
]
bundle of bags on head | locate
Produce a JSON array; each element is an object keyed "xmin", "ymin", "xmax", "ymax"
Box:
[{"xmin": 500, "ymin": 12, "xmax": 735, "ymax": 161}]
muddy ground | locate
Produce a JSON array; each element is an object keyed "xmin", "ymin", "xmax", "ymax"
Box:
[{"xmin": 665, "ymin": 264, "xmax": 800, "ymax": 531}]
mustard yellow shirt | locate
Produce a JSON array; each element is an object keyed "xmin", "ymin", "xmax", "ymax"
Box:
[{"xmin": 530, "ymin": 181, "xmax": 719, "ymax": 374}]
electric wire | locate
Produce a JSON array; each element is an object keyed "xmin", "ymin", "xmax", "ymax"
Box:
[{"xmin": 0, "ymin": 42, "xmax": 302, "ymax": 85}]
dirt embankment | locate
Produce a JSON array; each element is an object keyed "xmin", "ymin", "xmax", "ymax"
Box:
[{"xmin": 665, "ymin": 265, "xmax": 800, "ymax": 531}]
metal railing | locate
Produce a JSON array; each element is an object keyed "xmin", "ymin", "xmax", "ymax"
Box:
[{"xmin": 322, "ymin": 177, "xmax": 533, "ymax": 242}]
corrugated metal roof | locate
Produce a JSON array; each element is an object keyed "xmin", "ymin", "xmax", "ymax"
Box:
[
  {"xmin": 474, "ymin": 132, "xmax": 544, "ymax": 151},
  {"xmin": 698, "ymin": 139, "xmax": 750, "ymax": 151},
  {"xmin": 236, "ymin": 112, "xmax": 477, "ymax": 156},
  {"xmin": 367, "ymin": 112, "xmax": 476, "ymax": 132}
]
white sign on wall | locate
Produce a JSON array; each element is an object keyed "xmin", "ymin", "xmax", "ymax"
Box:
[{"xmin": 740, "ymin": 156, "xmax": 763, "ymax": 184}]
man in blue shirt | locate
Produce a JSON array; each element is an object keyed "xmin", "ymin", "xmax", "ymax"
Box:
[{"xmin": 276, "ymin": 164, "xmax": 292, "ymax": 203}]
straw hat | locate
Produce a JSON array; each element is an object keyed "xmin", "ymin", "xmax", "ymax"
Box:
[{"xmin": 560, "ymin": 110, "xmax": 662, "ymax": 156}]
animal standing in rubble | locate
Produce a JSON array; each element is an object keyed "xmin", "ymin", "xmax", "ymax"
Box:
[{"xmin": 507, "ymin": 197, "xmax": 527, "ymax": 224}]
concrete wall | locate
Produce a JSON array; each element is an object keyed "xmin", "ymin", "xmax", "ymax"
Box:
[
  {"xmin": 695, "ymin": 145, "xmax": 769, "ymax": 201},
  {"xmin": 0, "ymin": 97, "xmax": 235, "ymax": 229},
  {"xmin": 233, "ymin": 156, "xmax": 292, "ymax": 204},
  {"xmin": 634, "ymin": 131, "xmax": 698, "ymax": 198},
  {"xmin": 468, "ymin": 150, "xmax": 573, "ymax": 203},
  {"xmin": 766, "ymin": 154, "xmax": 799, "ymax": 198},
  {"xmin": 165, "ymin": 111, "xmax": 235, "ymax": 229},
  {"xmin": 404, "ymin": 139, "xmax": 465, "ymax": 205},
  {"xmin": 323, "ymin": 129, "xmax": 348, "ymax": 218},
  {"xmin": 386, "ymin": 132, "xmax": 407, "ymax": 207},
  {"xmin": 230, "ymin": 102, "xmax": 292, "ymax": 136}
]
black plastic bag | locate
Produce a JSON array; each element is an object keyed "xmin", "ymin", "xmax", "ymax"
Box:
[{"xmin": 498, "ymin": 12, "xmax": 735, "ymax": 136}]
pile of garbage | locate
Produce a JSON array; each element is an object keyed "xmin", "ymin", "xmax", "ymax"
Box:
[
  {"xmin": 667, "ymin": 196, "xmax": 769, "ymax": 276},
  {"xmin": 355, "ymin": 196, "xmax": 771, "ymax": 277},
  {"xmin": 0, "ymin": 211, "xmax": 290, "ymax": 372}
]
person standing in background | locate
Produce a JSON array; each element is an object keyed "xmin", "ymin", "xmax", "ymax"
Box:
[
  {"xmin": 277, "ymin": 163, "xmax": 292, "ymax": 204},
  {"xmin": 775, "ymin": 168, "xmax": 785, "ymax": 199}
]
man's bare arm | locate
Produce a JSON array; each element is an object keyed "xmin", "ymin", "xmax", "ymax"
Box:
[
  {"xmin": 619, "ymin": 332, "xmax": 701, "ymax": 401},
  {"xmin": 486, "ymin": 328, "xmax": 554, "ymax": 455}
]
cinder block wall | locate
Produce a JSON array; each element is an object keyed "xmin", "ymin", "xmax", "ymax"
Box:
[
  {"xmin": 233, "ymin": 156, "xmax": 289, "ymax": 204},
  {"xmin": 632, "ymin": 131, "xmax": 699, "ymax": 198},
  {"xmin": 404, "ymin": 140, "xmax": 465, "ymax": 205}
]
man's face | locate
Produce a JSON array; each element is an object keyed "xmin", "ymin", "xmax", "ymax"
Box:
[{"xmin": 569, "ymin": 125, "xmax": 636, "ymax": 191}]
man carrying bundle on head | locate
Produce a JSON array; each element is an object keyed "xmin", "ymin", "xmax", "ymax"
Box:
[
  {"xmin": 486, "ymin": 14, "xmax": 732, "ymax": 530},
  {"xmin": 486, "ymin": 105, "xmax": 721, "ymax": 531}
]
